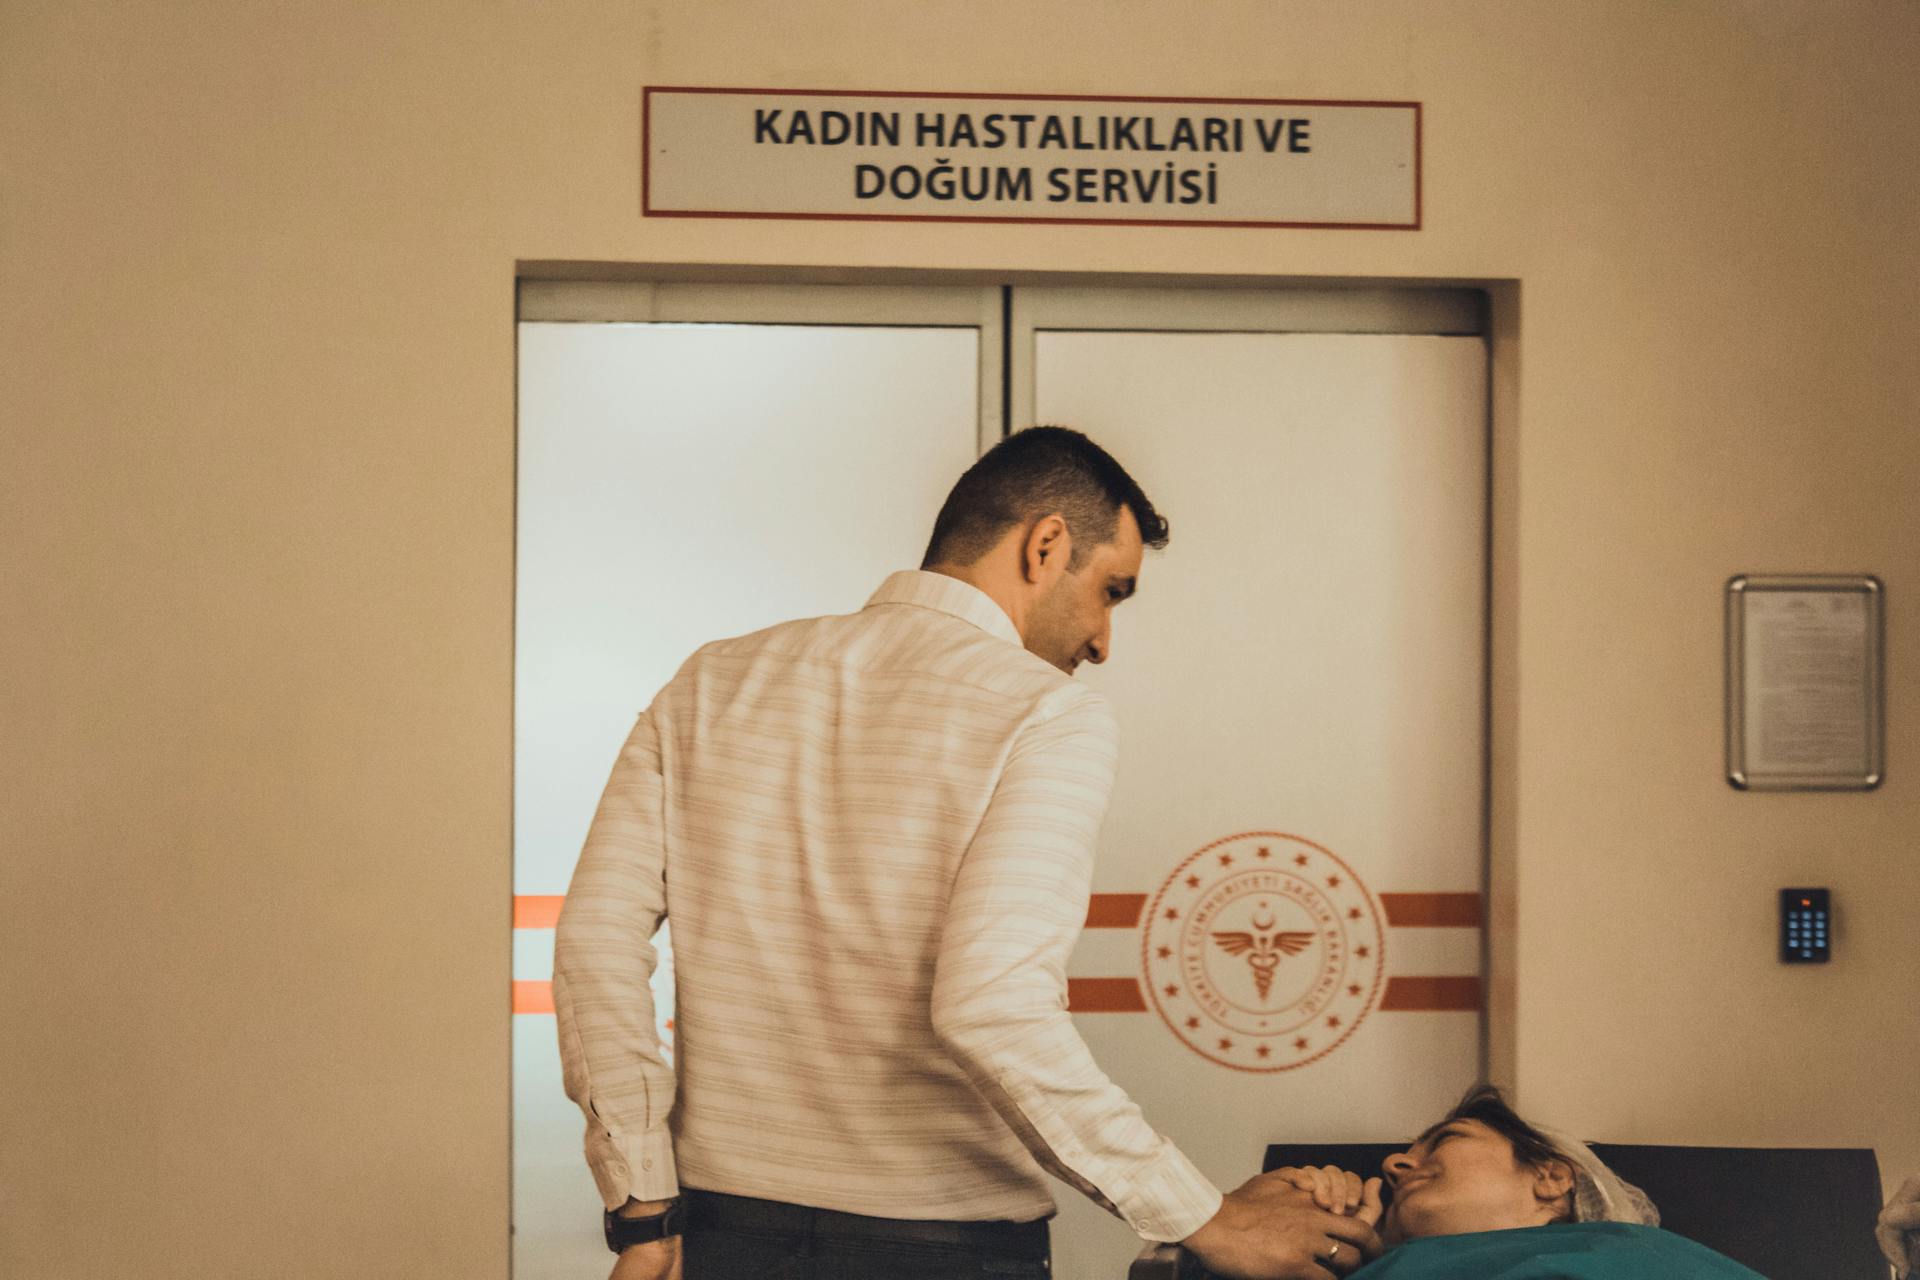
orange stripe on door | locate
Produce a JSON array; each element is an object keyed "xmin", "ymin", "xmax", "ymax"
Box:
[
  {"xmin": 1378, "ymin": 976, "xmax": 1481, "ymax": 1011},
  {"xmin": 1085, "ymin": 894, "xmax": 1146, "ymax": 928},
  {"xmin": 518, "ymin": 893, "xmax": 1481, "ymax": 931},
  {"xmin": 514, "ymin": 895, "xmax": 565, "ymax": 929},
  {"xmin": 509, "ymin": 973, "xmax": 1476, "ymax": 1016},
  {"xmin": 1379, "ymin": 893, "xmax": 1482, "ymax": 927},
  {"xmin": 514, "ymin": 980, "xmax": 555, "ymax": 1014},
  {"xmin": 1066, "ymin": 977, "xmax": 1148, "ymax": 1013}
]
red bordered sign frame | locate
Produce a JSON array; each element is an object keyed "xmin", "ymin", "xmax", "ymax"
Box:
[{"xmin": 642, "ymin": 86, "xmax": 1422, "ymax": 231}]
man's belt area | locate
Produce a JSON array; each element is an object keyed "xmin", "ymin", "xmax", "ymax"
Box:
[{"xmin": 682, "ymin": 1187, "xmax": 1051, "ymax": 1259}]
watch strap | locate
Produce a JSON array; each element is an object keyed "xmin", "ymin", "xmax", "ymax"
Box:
[{"xmin": 603, "ymin": 1200, "xmax": 686, "ymax": 1252}]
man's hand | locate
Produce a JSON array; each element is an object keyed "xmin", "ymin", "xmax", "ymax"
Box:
[
  {"xmin": 1879, "ymin": 1175, "xmax": 1920, "ymax": 1279},
  {"xmin": 607, "ymin": 1198, "xmax": 682, "ymax": 1280},
  {"xmin": 1183, "ymin": 1169, "xmax": 1385, "ymax": 1280}
]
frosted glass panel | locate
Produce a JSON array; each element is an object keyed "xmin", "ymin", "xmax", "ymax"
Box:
[
  {"xmin": 513, "ymin": 322, "xmax": 979, "ymax": 1279},
  {"xmin": 1036, "ymin": 331, "xmax": 1487, "ymax": 1280}
]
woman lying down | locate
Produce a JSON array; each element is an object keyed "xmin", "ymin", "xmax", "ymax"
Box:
[{"xmin": 1271, "ymin": 1085, "xmax": 1761, "ymax": 1278}]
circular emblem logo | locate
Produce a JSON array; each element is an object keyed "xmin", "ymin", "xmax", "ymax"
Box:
[{"xmin": 1142, "ymin": 831, "xmax": 1384, "ymax": 1072}]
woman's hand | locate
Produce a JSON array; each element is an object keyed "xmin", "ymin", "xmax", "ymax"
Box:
[
  {"xmin": 1270, "ymin": 1166, "xmax": 1378, "ymax": 1220},
  {"xmin": 1356, "ymin": 1177, "xmax": 1385, "ymax": 1231}
]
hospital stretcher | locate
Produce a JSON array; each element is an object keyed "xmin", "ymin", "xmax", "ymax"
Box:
[{"xmin": 1128, "ymin": 1143, "xmax": 1887, "ymax": 1280}]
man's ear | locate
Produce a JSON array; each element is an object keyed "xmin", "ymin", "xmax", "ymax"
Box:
[{"xmin": 1022, "ymin": 514, "xmax": 1071, "ymax": 584}]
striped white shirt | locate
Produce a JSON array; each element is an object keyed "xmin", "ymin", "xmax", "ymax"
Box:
[{"xmin": 553, "ymin": 570, "xmax": 1222, "ymax": 1241}]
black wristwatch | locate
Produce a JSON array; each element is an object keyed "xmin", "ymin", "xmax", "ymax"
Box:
[{"xmin": 603, "ymin": 1200, "xmax": 686, "ymax": 1253}]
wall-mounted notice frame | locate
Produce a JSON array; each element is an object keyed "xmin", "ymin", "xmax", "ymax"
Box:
[
  {"xmin": 1726, "ymin": 576, "xmax": 1883, "ymax": 791},
  {"xmin": 643, "ymin": 87, "xmax": 1420, "ymax": 229}
]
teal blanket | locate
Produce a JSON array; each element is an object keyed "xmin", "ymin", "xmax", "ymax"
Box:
[{"xmin": 1349, "ymin": 1222, "xmax": 1766, "ymax": 1279}]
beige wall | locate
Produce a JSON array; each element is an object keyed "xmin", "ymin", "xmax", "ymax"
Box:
[{"xmin": 4, "ymin": 2, "xmax": 1915, "ymax": 1275}]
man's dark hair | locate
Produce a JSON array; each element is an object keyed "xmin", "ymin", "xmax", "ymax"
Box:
[
  {"xmin": 920, "ymin": 426, "xmax": 1170, "ymax": 570},
  {"xmin": 1424, "ymin": 1084, "xmax": 1574, "ymax": 1190}
]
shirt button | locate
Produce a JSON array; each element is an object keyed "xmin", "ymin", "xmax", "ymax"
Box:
[{"xmin": 642, "ymin": 1159, "xmax": 653, "ymax": 1170}]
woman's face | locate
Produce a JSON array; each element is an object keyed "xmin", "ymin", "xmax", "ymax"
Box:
[{"xmin": 1379, "ymin": 1118, "xmax": 1572, "ymax": 1242}]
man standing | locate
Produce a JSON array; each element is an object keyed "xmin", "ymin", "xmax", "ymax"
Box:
[{"xmin": 554, "ymin": 427, "xmax": 1381, "ymax": 1280}]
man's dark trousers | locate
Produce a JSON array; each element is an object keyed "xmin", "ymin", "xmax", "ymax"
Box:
[{"xmin": 682, "ymin": 1188, "xmax": 1050, "ymax": 1279}]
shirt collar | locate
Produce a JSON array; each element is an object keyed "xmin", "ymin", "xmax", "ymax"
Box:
[{"xmin": 865, "ymin": 570, "xmax": 1024, "ymax": 648}]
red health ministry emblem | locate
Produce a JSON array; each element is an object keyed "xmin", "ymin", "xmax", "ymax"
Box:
[{"xmin": 1143, "ymin": 831, "xmax": 1384, "ymax": 1072}]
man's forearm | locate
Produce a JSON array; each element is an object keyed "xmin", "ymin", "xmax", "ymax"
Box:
[
  {"xmin": 931, "ymin": 688, "xmax": 1221, "ymax": 1241},
  {"xmin": 553, "ymin": 710, "xmax": 678, "ymax": 1208}
]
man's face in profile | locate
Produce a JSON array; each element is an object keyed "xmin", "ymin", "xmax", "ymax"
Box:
[{"xmin": 1023, "ymin": 506, "xmax": 1143, "ymax": 674}]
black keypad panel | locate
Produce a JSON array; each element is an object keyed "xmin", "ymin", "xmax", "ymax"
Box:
[{"xmin": 1780, "ymin": 888, "xmax": 1831, "ymax": 964}]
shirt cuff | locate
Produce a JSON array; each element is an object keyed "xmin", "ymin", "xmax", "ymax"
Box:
[
  {"xmin": 1115, "ymin": 1143, "xmax": 1224, "ymax": 1243},
  {"xmin": 585, "ymin": 1124, "xmax": 680, "ymax": 1210}
]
